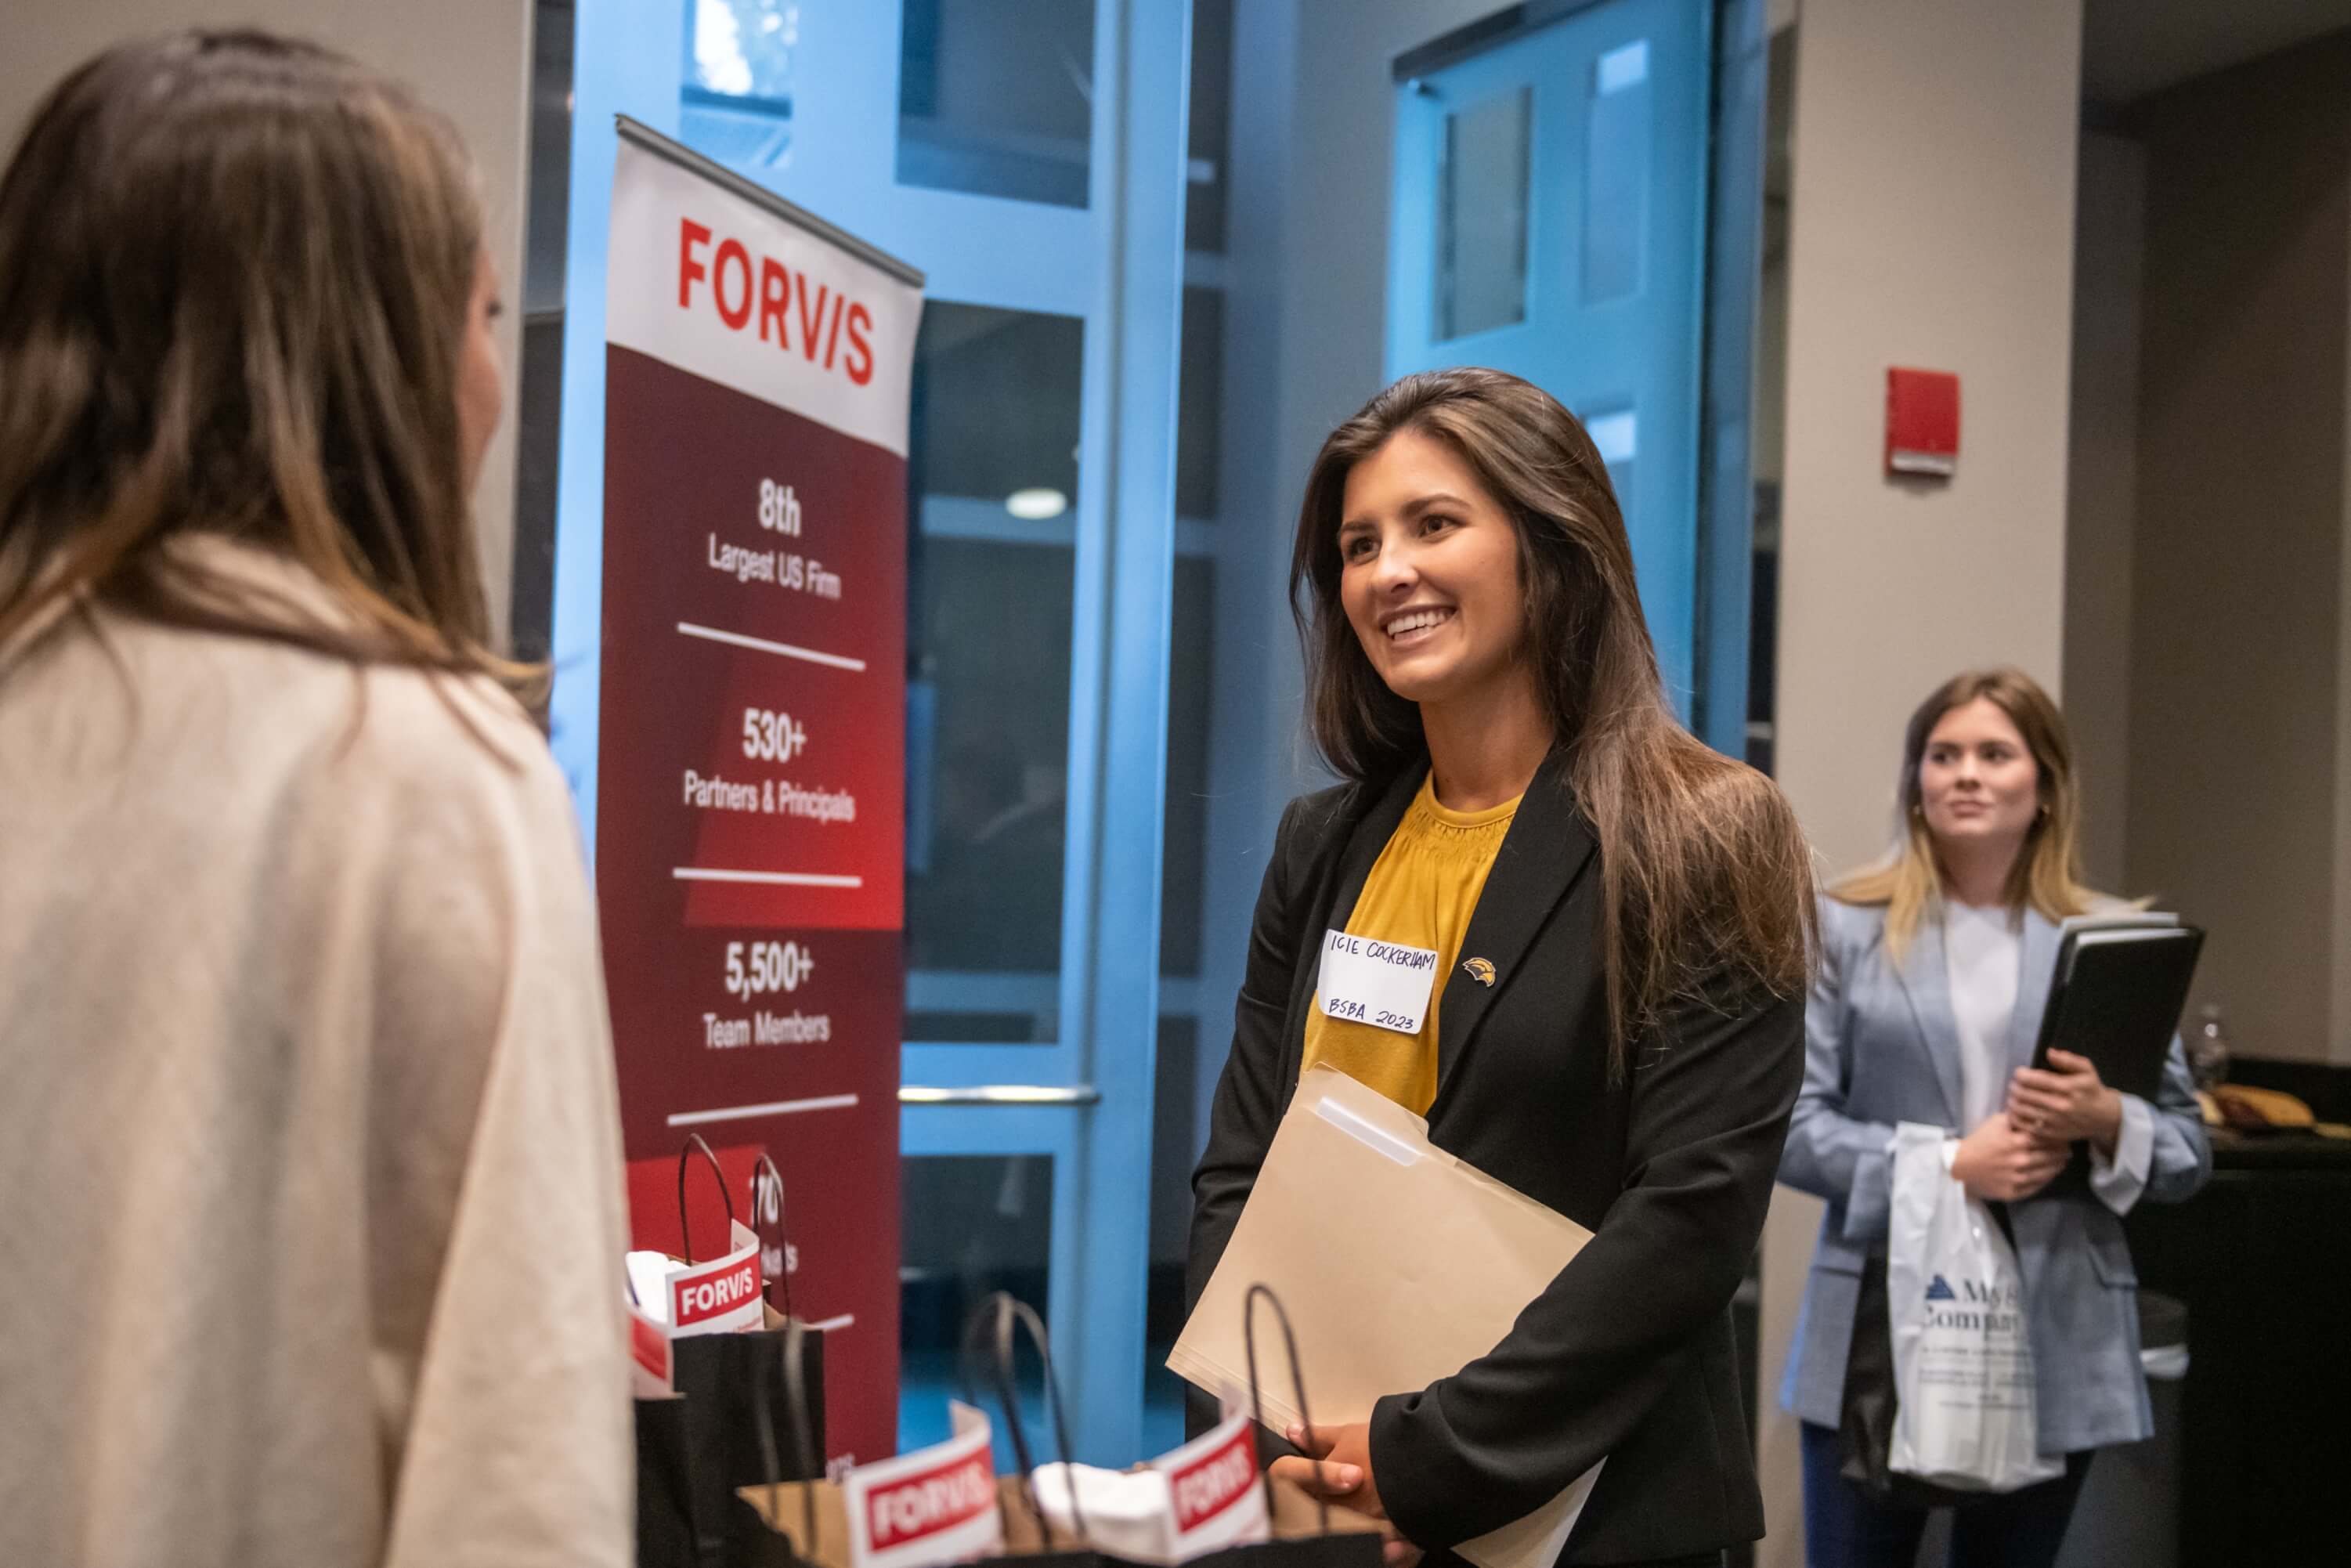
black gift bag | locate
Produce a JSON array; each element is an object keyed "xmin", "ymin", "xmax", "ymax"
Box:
[
  {"xmin": 721, "ymin": 1287, "xmax": 1382, "ymax": 1568},
  {"xmin": 637, "ymin": 1138, "xmax": 830, "ymax": 1568},
  {"xmin": 724, "ymin": 1317, "xmax": 827, "ymax": 1568},
  {"xmin": 964, "ymin": 1288, "xmax": 1381, "ymax": 1568},
  {"xmin": 724, "ymin": 1299, "xmax": 1046, "ymax": 1568},
  {"xmin": 959, "ymin": 1291, "xmax": 1109, "ymax": 1568},
  {"xmin": 637, "ymin": 1390, "xmax": 707, "ymax": 1568},
  {"xmin": 1189, "ymin": 1284, "xmax": 1384, "ymax": 1568},
  {"xmin": 672, "ymin": 1321, "xmax": 829, "ymax": 1563}
]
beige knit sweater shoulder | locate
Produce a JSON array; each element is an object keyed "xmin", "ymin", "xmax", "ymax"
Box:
[{"xmin": 0, "ymin": 550, "xmax": 633, "ymax": 1568}]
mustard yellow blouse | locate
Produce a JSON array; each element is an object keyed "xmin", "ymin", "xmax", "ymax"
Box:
[{"xmin": 1298, "ymin": 775, "xmax": 1521, "ymax": 1115}]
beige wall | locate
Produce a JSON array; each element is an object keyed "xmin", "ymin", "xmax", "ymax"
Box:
[
  {"xmin": 2122, "ymin": 36, "xmax": 2351, "ymax": 1066},
  {"xmin": 1759, "ymin": 2, "xmax": 2085, "ymax": 1563},
  {"xmin": 0, "ymin": 2, "xmax": 536, "ymax": 645}
]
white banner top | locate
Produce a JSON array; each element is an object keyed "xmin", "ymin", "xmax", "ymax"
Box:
[{"xmin": 607, "ymin": 125, "xmax": 924, "ymax": 458}]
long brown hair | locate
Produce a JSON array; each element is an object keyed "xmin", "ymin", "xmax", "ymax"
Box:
[
  {"xmin": 0, "ymin": 30, "xmax": 523, "ymax": 690},
  {"xmin": 1292, "ymin": 368, "xmax": 1815, "ymax": 1065},
  {"xmin": 1833, "ymin": 667, "xmax": 2102, "ymax": 960}
]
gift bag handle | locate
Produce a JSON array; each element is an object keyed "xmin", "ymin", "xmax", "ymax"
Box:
[
  {"xmin": 1243, "ymin": 1282, "xmax": 1328, "ymax": 1534},
  {"xmin": 751, "ymin": 1152, "xmax": 794, "ymax": 1319},
  {"xmin": 749, "ymin": 1317, "xmax": 823, "ymax": 1558},
  {"xmin": 677, "ymin": 1133, "xmax": 735, "ymax": 1265},
  {"xmin": 957, "ymin": 1291, "xmax": 1090, "ymax": 1549}
]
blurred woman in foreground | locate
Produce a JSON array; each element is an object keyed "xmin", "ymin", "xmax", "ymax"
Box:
[{"xmin": 0, "ymin": 32, "xmax": 631, "ymax": 1568}]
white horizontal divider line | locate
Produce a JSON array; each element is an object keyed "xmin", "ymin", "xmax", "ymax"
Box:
[
  {"xmin": 674, "ymin": 867, "xmax": 864, "ymax": 888},
  {"xmin": 677, "ymin": 620, "xmax": 868, "ymax": 672},
  {"xmin": 666, "ymin": 1093, "xmax": 861, "ymax": 1128}
]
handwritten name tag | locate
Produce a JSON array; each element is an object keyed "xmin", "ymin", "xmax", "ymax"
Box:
[{"xmin": 1316, "ymin": 929, "xmax": 1440, "ymax": 1035}]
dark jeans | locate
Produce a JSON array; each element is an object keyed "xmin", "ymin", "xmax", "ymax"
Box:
[{"xmin": 1800, "ymin": 1422, "xmax": 2091, "ymax": 1568}]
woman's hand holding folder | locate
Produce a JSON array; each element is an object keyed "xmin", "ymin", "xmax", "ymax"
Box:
[
  {"xmin": 1270, "ymin": 1422, "xmax": 1423, "ymax": 1568},
  {"xmin": 1269, "ymin": 1422, "xmax": 1374, "ymax": 1514},
  {"xmin": 2007, "ymin": 1048, "xmax": 2125, "ymax": 1154},
  {"xmin": 1948, "ymin": 1112, "xmax": 2070, "ymax": 1202}
]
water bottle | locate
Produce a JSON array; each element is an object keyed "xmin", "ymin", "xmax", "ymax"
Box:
[{"xmin": 2188, "ymin": 1003, "xmax": 2231, "ymax": 1090}]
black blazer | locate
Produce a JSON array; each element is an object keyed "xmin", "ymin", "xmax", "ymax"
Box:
[{"xmin": 1186, "ymin": 752, "xmax": 1804, "ymax": 1564}]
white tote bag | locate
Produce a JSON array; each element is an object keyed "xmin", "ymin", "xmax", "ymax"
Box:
[{"xmin": 1884, "ymin": 1122, "xmax": 2065, "ymax": 1492}]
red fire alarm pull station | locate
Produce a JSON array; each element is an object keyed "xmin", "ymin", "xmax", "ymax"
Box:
[{"xmin": 1886, "ymin": 367, "xmax": 1960, "ymax": 479}]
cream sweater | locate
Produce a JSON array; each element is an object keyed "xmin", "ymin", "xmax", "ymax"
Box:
[{"xmin": 0, "ymin": 553, "xmax": 634, "ymax": 1568}]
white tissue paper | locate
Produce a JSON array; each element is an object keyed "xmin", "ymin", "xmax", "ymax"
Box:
[
  {"xmin": 1025, "ymin": 1398, "xmax": 1271, "ymax": 1565},
  {"xmin": 1030, "ymin": 1464, "xmax": 1182, "ymax": 1563}
]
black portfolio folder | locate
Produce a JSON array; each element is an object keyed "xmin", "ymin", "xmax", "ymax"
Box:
[{"xmin": 2029, "ymin": 920, "xmax": 2205, "ymax": 1101}]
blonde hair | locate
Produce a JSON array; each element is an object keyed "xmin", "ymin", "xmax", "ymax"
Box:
[{"xmin": 1831, "ymin": 668, "xmax": 2100, "ymax": 961}]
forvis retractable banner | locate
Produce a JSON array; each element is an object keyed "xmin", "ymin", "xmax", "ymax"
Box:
[{"xmin": 597, "ymin": 117, "xmax": 923, "ymax": 1467}]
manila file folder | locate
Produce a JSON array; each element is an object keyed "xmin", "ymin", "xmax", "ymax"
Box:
[{"xmin": 1170, "ymin": 1064, "xmax": 1601, "ymax": 1568}]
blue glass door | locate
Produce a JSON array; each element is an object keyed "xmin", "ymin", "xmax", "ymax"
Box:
[{"xmin": 1389, "ymin": 0, "xmax": 1710, "ymax": 704}]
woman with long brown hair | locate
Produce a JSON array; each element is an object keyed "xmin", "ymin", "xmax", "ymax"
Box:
[
  {"xmin": 1188, "ymin": 368, "xmax": 1814, "ymax": 1567},
  {"xmin": 0, "ymin": 32, "xmax": 630, "ymax": 1568},
  {"xmin": 1777, "ymin": 670, "xmax": 2209, "ymax": 1568}
]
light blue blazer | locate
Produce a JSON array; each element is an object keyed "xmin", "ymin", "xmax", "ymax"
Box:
[{"xmin": 1777, "ymin": 896, "xmax": 2212, "ymax": 1454}]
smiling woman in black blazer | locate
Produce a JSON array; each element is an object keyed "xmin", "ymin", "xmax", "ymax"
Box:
[{"xmin": 1187, "ymin": 369, "xmax": 1815, "ymax": 1568}]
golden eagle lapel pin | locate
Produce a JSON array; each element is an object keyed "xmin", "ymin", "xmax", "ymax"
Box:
[{"xmin": 1462, "ymin": 956, "xmax": 1497, "ymax": 987}]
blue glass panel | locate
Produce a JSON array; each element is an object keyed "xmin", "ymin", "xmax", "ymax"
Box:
[
  {"xmin": 688, "ymin": 0, "xmax": 796, "ymax": 96},
  {"xmin": 1436, "ymin": 87, "xmax": 1531, "ymax": 341},
  {"xmin": 903, "ymin": 305, "xmax": 1083, "ymax": 1039},
  {"xmin": 1586, "ymin": 403, "xmax": 1638, "ymax": 527},
  {"xmin": 1583, "ymin": 39, "xmax": 1651, "ymax": 302},
  {"xmin": 900, "ymin": 1154, "xmax": 1056, "ymax": 1468},
  {"xmin": 898, "ymin": 0, "xmax": 1095, "ymax": 208},
  {"xmin": 681, "ymin": 0, "xmax": 795, "ymax": 168}
]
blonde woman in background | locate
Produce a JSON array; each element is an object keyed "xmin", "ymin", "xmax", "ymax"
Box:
[
  {"xmin": 0, "ymin": 33, "xmax": 630, "ymax": 1568},
  {"xmin": 1777, "ymin": 669, "xmax": 2210, "ymax": 1568}
]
